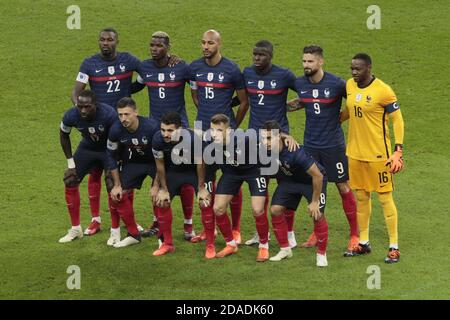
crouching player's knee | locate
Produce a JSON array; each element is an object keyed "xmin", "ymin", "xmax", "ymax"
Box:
[
  {"xmin": 104, "ymin": 171, "xmax": 114, "ymax": 193},
  {"xmin": 63, "ymin": 169, "xmax": 80, "ymax": 188}
]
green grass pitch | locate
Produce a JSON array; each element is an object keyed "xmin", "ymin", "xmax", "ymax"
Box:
[{"xmin": 1, "ymin": 0, "xmax": 449, "ymax": 299}]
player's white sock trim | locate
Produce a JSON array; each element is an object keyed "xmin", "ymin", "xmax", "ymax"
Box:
[
  {"xmin": 360, "ymin": 240, "xmax": 369, "ymax": 245},
  {"xmin": 92, "ymin": 217, "xmax": 101, "ymax": 223},
  {"xmin": 259, "ymin": 242, "xmax": 269, "ymax": 249},
  {"xmin": 390, "ymin": 243, "xmax": 398, "ymax": 249},
  {"xmin": 227, "ymin": 240, "xmax": 237, "ymax": 247},
  {"xmin": 71, "ymin": 225, "xmax": 82, "ymax": 230},
  {"xmin": 184, "ymin": 219, "xmax": 193, "ymax": 225}
]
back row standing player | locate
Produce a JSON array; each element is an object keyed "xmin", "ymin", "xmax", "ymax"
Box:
[
  {"xmin": 242, "ymin": 40, "xmax": 298, "ymax": 247},
  {"xmin": 188, "ymin": 29, "xmax": 249, "ymax": 244},
  {"xmin": 71, "ymin": 28, "xmax": 140, "ymax": 236},
  {"xmin": 342, "ymin": 53, "xmax": 404, "ymax": 263},
  {"xmin": 289, "ymin": 45, "xmax": 359, "ymax": 255},
  {"xmin": 132, "ymin": 31, "xmax": 196, "ymax": 240}
]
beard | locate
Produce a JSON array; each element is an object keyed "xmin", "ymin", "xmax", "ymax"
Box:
[{"xmin": 304, "ymin": 68, "xmax": 318, "ymax": 77}]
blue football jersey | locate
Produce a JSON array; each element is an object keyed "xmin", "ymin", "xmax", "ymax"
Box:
[
  {"xmin": 137, "ymin": 60, "xmax": 190, "ymax": 127},
  {"xmin": 214, "ymin": 132, "xmax": 261, "ymax": 176},
  {"xmin": 60, "ymin": 103, "xmax": 117, "ymax": 151},
  {"xmin": 243, "ymin": 64, "xmax": 296, "ymax": 133},
  {"xmin": 151, "ymin": 129, "xmax": 201, "ymax": 172},
  {"xmin": 277, "ymin": 146, "xmax": 324, "ymax": 184},
  {"xmin": 295, "ymin": 72, "xmax": 346, "ymax": 148},
  {"xmin": 189, "ymin": 57, "xmax": 245, "ymax": 131},
  {"xmin": 76, "ymin": 52, "xmax": 141, "ymax": 108},
  {"xmin": 106, "ymin": 116, "xmax": 159, "ymax": 170}
]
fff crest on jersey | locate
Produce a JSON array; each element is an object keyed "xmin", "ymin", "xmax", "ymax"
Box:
[
  {"xmin": 98, "ymin": 125, "xmax": 104, "ymax": 132},
  {"xmin": 142, "ymin": 136, "xmax": 148, "ymax": 144},
  {"xmin": 224, "ymin": 150, "xmax": 231, "ymax": 158},
  {"xmin": 207, "ymin": 73, "xmax": 214, "ymax": 82},
  {"xmin": 158, "ymin": 73, "xmax": 165, "ymax": 82},
  {"xmin": 218, "ymin": 73, "xmax": 224, "ymax": 82},
  {"xmin": 132, "ymin": 138, "xmax": 139, "ymax": 145},
  {"xmin": 324, "ymin": 88, "xmax": 330, "ymax": 98},
  {"xmin": 356, "ymin": 93, "xmax": 362, "ymax": 102},
  {"xmin": 169, "ymin": 72, "xmax": 176, "ymax": 81},
  {"xmin": 312, "ymin": 89, "xmax": 319, "ymax": 98},
  {"xmin": 108, "ymin": 66, "xmax": 115, "ymax": 75},
  {"xmin": 270, "ymin": 80, "xmax": 277, "ymax": 88},
  {"xmin": 119, "ymin": 63, "xmax": 126, "ymax": 72},
  {"xmin": 88, "ymin": 127, "xmax": 95, "ymax": 133},
  {"xmin": 258, "ymin": 80, "xmax": 264, "ymax": 89}
]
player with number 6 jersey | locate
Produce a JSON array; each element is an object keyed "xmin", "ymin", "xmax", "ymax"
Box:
[{"xmin": 133, "ymin": 31, "xmax": 195, "ymax": 241}]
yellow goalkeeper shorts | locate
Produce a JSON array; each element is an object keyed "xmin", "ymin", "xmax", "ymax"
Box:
[{"xmin": 348, "ymin": 158, "xmax": 393, "ymax": 192}]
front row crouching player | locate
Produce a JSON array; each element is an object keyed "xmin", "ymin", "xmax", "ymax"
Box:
[
  {"xmin": 59, "ymin": 90, "xmax": 117, "ymax": 243},
  {"xmin": 106, "ymin": 97, "xmax": 160, "ymax": 247},
  {"xmin": 207, "ymin": 115, "xmax": 270, "ymax": 261},
  {"xmin": 261, "ymin": 121, "xmax": 329, "ymax": 267},
  {"xmin": 152, "ymin": 112, "xmax": 212, "ymax": 257}
]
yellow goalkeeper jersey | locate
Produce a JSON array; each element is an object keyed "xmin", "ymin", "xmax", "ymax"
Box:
[{"xmin": 346, "ymin": 77, "xmax": 399, "ymax": 162}]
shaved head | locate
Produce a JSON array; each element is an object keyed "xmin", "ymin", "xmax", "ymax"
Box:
[
  {"xmin": 203, "ymin": 29, "xmax": 221, "ymax": 43},
  {"xmin": 201, "ymin": 29, "xmax": 222, "ymax": 62}
]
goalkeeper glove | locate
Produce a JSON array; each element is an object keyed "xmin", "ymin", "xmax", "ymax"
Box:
[{"xmin": 385, "ymin": 144, "xmax": 404, "ymax": 174}]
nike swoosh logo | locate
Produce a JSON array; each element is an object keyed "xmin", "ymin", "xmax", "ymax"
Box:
[
  {"xmin": 338, "ymin": 174, "xmax": 346, "ymax": 179},
  {"xmin": 120, "ymin": 139, "xmax": 128, "ymax": 143},
  {"xmin": 259, "ymin": 189, "xmax": 266, "ymax": 193},
  {"xmin": 300, "ymin": 90, "xmax": 308, "ymax": 94},
  {"xmin": 196, "ymin": 73, "xmax": 203, "ymax": 77},
  {"xmin": 95, "ymin": 69, "xmax": 103, "ymax": 73},
  {"xmin": 146, "ymin": 74, "xmax": 153, "ymax": 77},
  {"xmin": 380, "ymin": 184, "xmax": 387, "ymax": 188},
  {"xmin": 319, "ymin": 205, "xmax": 325, "ymax": 209},
  {"xmin": 248, "ymin": 81, "xmax": 254, "ymax": 84}
]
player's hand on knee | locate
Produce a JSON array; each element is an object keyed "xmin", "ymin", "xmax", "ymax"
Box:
[
  {"xmin": 385, "ymin": 150, "xmax": 404, "ymax": 174},
  {"xmin": 198, "ymin": 187, "xmax": 211, "ymax": 208},
  {"xmin": 282, "ymin": 134, "xmax": 300, "ymax": 152},
  {"xmin": 111, "ymin": 185, "xmax": 123, "ymax": 202},
  {"xmin": 156, "ymin": 190, "xmax": 170, "ymax": 207},
  {"xmin": 150, "ymin": 185, "xmax": 159, "ymax": 204},
  {"xmin": 308, "ymin": 201, "xmax": 322, "ymax": 221},
  {"xmin": 63, "ymin": 168, "xmax": 79, "ymax": 187},
  {"xmin": 104, "ymin": 171, "xmax": 114, "ymax": 193}
]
